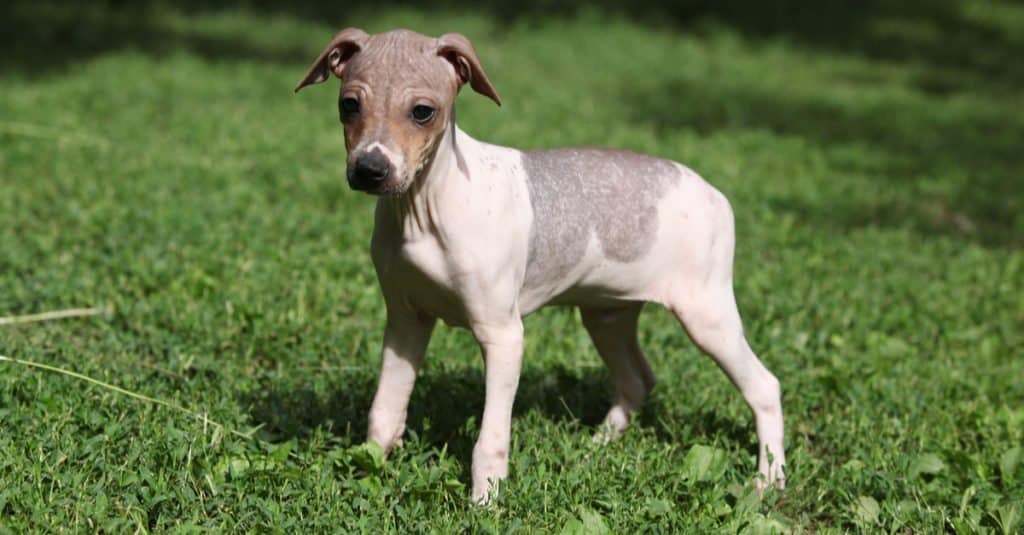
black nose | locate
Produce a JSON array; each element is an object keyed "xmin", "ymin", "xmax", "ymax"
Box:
[{"xmin": 350, "ymin": 151, "xmax": 391, "ymax": 191}]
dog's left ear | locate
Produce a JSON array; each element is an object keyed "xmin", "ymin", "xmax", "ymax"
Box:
[
  {"xmin": 294, "ymin": 27, "xmax": 369, "ymax": 93},
  {"xmin": 437, "ymin": 33, "xmax": 502, "ymax": 106}
]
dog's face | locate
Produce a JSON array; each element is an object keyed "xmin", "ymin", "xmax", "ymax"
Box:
[{"xmin": 295, "ymin": 29, "xmax": 501, "ymax": 196}]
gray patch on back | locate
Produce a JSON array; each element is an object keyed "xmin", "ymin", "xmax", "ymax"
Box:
[{"xmin": 521, "ymin": 148, "xmax": 680, "ymax": 288}]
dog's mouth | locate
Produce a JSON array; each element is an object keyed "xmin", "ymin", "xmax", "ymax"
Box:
[
  {"xmin": 365, "ymin": 181, "xmax": 408, "ymax": 196},
  {"xmin": 346, "ymin": 172, "xmax": 411, "ymax": 196},
  {"xmin": 346, "ymin": 136, "xmax": 443, "ymax": 197},
  {"xmin": 353, "ymin": 164, "xmax": 435, "ymax": 198}
]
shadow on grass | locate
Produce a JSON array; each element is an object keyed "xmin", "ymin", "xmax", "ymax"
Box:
[
  {"xmin": 6, "ymin": 0, "xmax": 1021, "ymax": 248},
  {"xmin": 5, "ymin": 0, "xmax": 1023, "ymax": 90},
  {"xmin": 625, "ymin": 77, "xmax": 1024, "ymax": 248},
  {"xmin": 6, "ymin": 1, "xmax": 1021, "ymax": 246},
  {"xmin": 0, "ymin": 1, "xmax": 312, "ymax": 77},
  {"xmin": 243, "ymin": 361, "xmax": 749, "ymax": 472}
]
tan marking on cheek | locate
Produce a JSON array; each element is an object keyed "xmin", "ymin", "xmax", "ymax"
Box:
[
  {"xmin": 403, "ymin": 122, "xmax": 447, "ymax": 179},
  {"xmin": 344, "ymin": 118, "xmax": 367, "ymax": 152},
  {"xmin": 411, "ymin": 138, "xmax": 432, "ymax": 176},
  {"xmin": 380, "ymin": 119, "xmax": 425, "ymax": 177}
]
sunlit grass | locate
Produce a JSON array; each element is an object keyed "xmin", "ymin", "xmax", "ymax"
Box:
[{"xmin": 1, "ymin": 1, "xmax": 1022, "ymax": 531}]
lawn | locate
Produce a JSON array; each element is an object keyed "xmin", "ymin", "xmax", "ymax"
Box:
[{"xmin": 1, "ymin": 0, "xmax": 1022, "ymax": 532}]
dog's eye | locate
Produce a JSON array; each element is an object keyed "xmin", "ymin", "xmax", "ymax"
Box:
[
  {"xmin": 340, "ymin": 97, "xmax": 361, "ymax": 117},
  {"xmin": 411, "ymin": 104, "xmax": 436, "ymax": 124}
]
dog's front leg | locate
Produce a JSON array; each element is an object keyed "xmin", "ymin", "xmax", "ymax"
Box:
[
  {"xmin": 366, "ymin": 307, "xmax": 436, "ymax": 454},
  {"xmin": 469, "ymin": 318, "xmax": 524, "ymax": 504}
]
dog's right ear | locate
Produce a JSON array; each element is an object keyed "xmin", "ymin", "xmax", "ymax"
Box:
[
  {"xmin": 437, "ymin": 33, "xmax": 501, "ymax": 106},
  {"xmin": 294, "ymin": 27, "xmax": 369, "ymax": 93}
]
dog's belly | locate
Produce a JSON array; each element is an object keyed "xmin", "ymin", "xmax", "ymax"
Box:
[
  {"xmin": 517, "ymin": 235, "xmax": 661, "ymax": 313},
  {"xmin": 516, "ymin": 241, "xmax": 681, "ymax": 315}
]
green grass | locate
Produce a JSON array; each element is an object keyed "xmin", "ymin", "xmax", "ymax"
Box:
[{"xmin": 2, "ymin": 0, "xmax": 1023, "ymax": 531}]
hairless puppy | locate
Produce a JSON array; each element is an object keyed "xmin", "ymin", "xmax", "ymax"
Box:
[{"xmin": 295, "ymin": 28, "xmax": 785, "ymax": 503}]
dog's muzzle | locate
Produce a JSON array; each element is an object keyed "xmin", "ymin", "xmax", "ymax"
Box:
[{"xmin": 348, "ymin": 150, "xmax": 392, "ymax": 192}]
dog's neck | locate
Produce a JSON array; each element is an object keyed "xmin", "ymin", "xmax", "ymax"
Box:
[{"xmin": 381, "ymin": 112, "xmax": 477, "ymax": 243}]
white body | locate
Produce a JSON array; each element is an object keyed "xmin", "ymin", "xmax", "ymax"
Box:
[
  {"xmin": 366, "ymin": 126, "xmax": 786, "ymax": 501},
  {"xmin": 294, "ymin": 27, "xmax": 785, "ymax": 503}
]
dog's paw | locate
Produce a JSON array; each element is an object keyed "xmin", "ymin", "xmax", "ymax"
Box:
[
  {"xmin": 472, "ymin": 478, "xmax": 501, "ymax": 506},
  {"xmin": 753, "ymin": 469, "xmax": 786, "ymax": 494},
  {"xmin": 591, "ymin": 425, "xmax": 623, "ymax": 445},
  {"xmin": 592, "ymin": 408, "xmax": 629, "ymax": 444}
]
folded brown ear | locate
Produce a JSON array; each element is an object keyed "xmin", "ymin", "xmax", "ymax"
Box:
[
  {"xmin": 294, "ymin": 27, "xmax": 370, "ymax": 93},
  {"xmin": 437, "ymin": 33, "xmax": 502, "ymax": 106}
]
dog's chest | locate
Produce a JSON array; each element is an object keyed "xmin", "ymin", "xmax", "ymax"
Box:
[{"xmin": 378, "ymin": 236, "xmax": 472, "ymax": 327}]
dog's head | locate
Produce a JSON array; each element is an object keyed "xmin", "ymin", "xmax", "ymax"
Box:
[{"xmin": 295, "ymin": 28, "xmax": 501, "ymax": 195}]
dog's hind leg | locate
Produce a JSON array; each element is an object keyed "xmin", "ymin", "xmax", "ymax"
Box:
[
  {"xmin": 668, "ymin": 282, "xmax": 785, "ymax": 488},
  {"xmin": 581, "ymin": 304, "xmax": 656, "ymax": 442}
]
